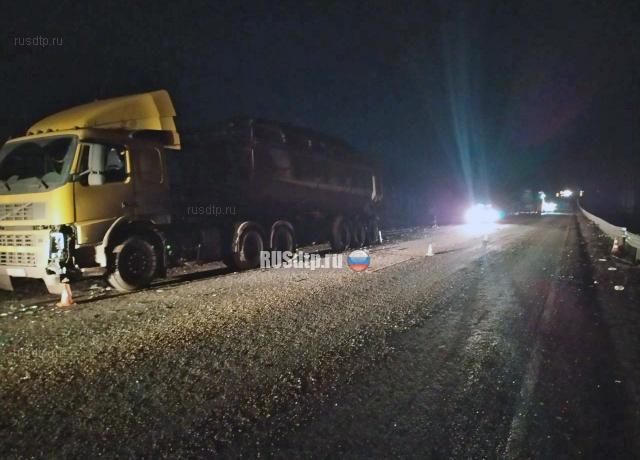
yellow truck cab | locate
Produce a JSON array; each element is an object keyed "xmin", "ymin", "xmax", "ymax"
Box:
[{"xmin": 0, "ymin": 91, "xmax": 179, "ymax": 293}]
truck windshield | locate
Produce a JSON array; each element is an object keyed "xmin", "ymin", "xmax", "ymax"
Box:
[{"xmin": 0, "ymin": 135, "xmax": 77, "ymax": 195}]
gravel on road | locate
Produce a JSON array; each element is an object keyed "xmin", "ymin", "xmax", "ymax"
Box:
[{"xmin": 1, "ymin": 216, "xmax": 637, "ymax": 458}]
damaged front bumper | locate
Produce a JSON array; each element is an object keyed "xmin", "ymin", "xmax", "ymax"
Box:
[{"xmin": 0, "ymin": 227, "xmax": 79, "ymax": 294}]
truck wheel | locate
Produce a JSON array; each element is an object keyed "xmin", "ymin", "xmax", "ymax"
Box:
[
  {"xmin": 107, "ymin": 236, "xmax": 158, "ymax": 292},
  {"xmin": 330, "ymin": 216, "xmax": 351, "ymax": 252},
  {"xmin": 233, "ymin": 227, "xmax": 264, "ymax": 270},
  {"xmin": 271, "ymin": 224, "xmax": 295, "ymax": 253},
  {"xmin": 351, "ymin": 220, "xmax": 367, "ymax": 248}
]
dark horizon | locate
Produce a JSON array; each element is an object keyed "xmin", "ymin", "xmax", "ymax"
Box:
[{"xmin": 2, "ymin": 0, "xmax": 637, "ymax": 225}]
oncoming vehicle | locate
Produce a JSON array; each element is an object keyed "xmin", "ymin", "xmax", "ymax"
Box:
[{"xmin": 0, "ymin": 90, "xmax": 382, "ymax": 293}]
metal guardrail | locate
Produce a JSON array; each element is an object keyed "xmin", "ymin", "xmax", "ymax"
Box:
[{"xmin": 579, "ymin": 201, "xmax": 640, "ymax": 262}]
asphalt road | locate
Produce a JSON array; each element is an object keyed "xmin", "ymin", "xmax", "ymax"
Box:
[{"xmin": 1, "ymin": 214, "xmax": 638, "ymax": 458}]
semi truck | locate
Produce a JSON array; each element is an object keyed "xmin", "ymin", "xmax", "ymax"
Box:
[{"xmin": 0, "ymin": 90, "xmax": 382, "ymax": 293}]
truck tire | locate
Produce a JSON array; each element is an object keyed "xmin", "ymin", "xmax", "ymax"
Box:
[
  {"xmin": 232, "ymin": 227, "xmax": 264, "ymax": 270},
  {"xmin": 271, "ymin": 224, "xmax": 295, "ymax": 253},
  {"xmin": 330, "ymin": 216, "xmax": 351, "ymax": 252},
  {"xmin": 107, "ymin": 236, "xmax": 158, "ymax": 292},
  {"xmin": 350, "ymin": 219, "xmax": 367, "ymax": 248}
]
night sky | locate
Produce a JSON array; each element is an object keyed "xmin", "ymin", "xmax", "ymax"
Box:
[{"xmin": 1, "ymin": 0, "xmax": 637, "ymax": 224}]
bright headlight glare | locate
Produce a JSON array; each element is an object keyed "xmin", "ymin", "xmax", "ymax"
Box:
[
  {"xmin": 464, "ymin": 204, "xmax": 501, "ymax": 225},
  {"xmin": 541, "ymin": 201, "xmax": 558, "ymax": 213}
]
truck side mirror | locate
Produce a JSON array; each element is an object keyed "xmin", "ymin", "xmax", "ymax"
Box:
[{"xmin": 88, "ymin": 144, "xmax": 106, "ymax": 186}]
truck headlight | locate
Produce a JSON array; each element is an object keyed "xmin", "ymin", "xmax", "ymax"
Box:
[{"xmin": 49, "ymin": 231, "xmax": 66, "ymax": 259}]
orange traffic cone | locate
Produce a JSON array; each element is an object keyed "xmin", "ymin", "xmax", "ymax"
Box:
[
  {"xmin": 56, "ymin": 280, "xmax": 75, "ymax": 308},
  {"xmin": 611, "ymin": 238, "xmax": 621, "ymax": 256}
]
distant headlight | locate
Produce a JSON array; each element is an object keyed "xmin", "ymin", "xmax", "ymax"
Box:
[
  {"xmin": 464, "ymin": 204, "xmax": 502, "ymax": 225},
  {"xmin": 541, "ymin": 201, "xmax": 558, "ymax": 213}
]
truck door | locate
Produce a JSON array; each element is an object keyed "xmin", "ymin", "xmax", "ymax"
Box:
[
  {"xmin": 73, "ymin": 143, "xmax": 135, "ymax": 245},
  {"xmin": 131, "ymin": 146, "xmax": 170, "ymax": 221}
]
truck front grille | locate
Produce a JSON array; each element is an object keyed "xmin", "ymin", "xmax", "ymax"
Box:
[
  {"xmin": 0, "ymin": 234, "xmax": 35, "ymax": 247},
  {"xmin": 0, "ymin": 203, "xmax": 46, "ymax": 221},
  {"xmin": 0, "ymin": 251, "xmax": 37, "ymax": 267}
]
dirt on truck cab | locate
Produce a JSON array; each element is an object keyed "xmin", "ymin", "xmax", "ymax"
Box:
[{"xmin": 0, "ymin": 90, "xmax": 382, "ymax": 293}]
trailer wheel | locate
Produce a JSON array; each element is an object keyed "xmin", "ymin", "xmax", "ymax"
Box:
[
  {"xmin": 271, "ymin": 224, "xmax": 295, "ymax": 253},
  {"xmin": 232, "ymin": 227, "xmax": 265, "ymax": 270},
  {"xmin": 351, "ymin": 220, "xmax": 367, "ymax": 248},
  {"xmin": 107, "ymin": 236, "xmax": 158, "ymax": 292},
  {"xmin": 330, "ymin": 216, "xmax": 351, "ymax": 252}
]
